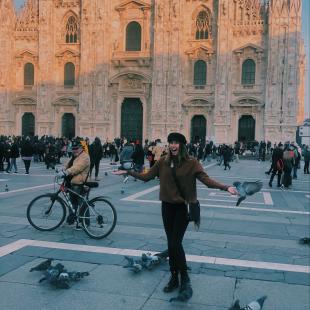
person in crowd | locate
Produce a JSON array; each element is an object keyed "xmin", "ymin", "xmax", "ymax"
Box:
[
  {"xmin": 291, "ymin": 142, "xmax": 301, "ymax": 179},
  {"xmin": 132, "ymin": 140, "xmax": 145, "ymax": 173},
  {"xmin": 302, "ymin": 145, "xmax": 310, "ymax": 174},
  {"xmin": 89, "ymin": 137, "xmax": 103, "ymax": 181},
  {"xmin": 234, "ymin": 141, "xmax": 240, "ymax": 163},
  {"xmin": 281, "ymin": 144, "xmax": 294, "ymax": 189},
  {"xmin": 223, "ymin": 144, "xmax": 231, "ymax": 170},
  {"xmin": 268, "ymin": 143, "xmax": 284, "ymax": 187},
  {"xmin": 20, "ymin": 137, "xmax": 34, "ymax": 174},
  {"xmin": 8, "ymin": 138, "xmax": 19, "ymax": 173},
  {"xmin": 113, "ymin": 132, "xmax": 238, "ymax": 301},
  {"xmin": 120, "ymin": 140, "xmax": 135, "ymax": 167}
]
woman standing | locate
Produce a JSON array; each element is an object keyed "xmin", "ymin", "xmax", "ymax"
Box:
[
  {"xmin": 113, "ymin": 132, "xmax": 237, "ymax": 301},
  {"xmin": 21, "ymin": 137, "xmax": 34, "ymax": 174}
]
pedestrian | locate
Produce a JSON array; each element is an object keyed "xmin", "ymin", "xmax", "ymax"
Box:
[
  {"xmin": 223, "ymin": 145, "xmax": 231, "ymax": 170},
  {"xmin": 113, "ymin": 132, "xmax": 238, "ymax": 301},
  {"xmin": 20, "ymin": 137, "xmax": 34, "ymax": 174},
  {"xmin": 89, "ymin": 137, "xmax": 103, "ymax": 181},
  {"xmin": 302, "ymin": 145, "xmax": 310, "ymax": 174},
  {"xmin": 132, "ymin": 141, "xmax": 145, "ymax": 173},
  {"xmin": 8, "ymin": 138, "xmax": 19, "ymax": 173},
  {"xmin": 281, "ymin": 144, "xmax": 294, "ymax": 189},
  {"xmin": 268, "ymin": 143, "xmax": 284, "ymax": 187}
]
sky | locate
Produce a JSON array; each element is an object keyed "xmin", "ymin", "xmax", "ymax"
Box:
[{"xmin": 12, "ymin": 0, "xmax": 310, "ymax": 119}]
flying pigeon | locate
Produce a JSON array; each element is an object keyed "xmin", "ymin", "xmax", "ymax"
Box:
[
  {"xmin": 29, "ymin": 259, "xmax": 53, "ymax": 272},
  {"xmin": 229, "ymin": 296, "xmax": 267, "ymax": 310},
  {"xmin": 233, "ymin": 180, "xmax": 263, "ymax": 206}
]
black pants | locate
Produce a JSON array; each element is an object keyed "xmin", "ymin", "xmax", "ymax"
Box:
[
  {"xmin": 269, "ymin": 169, "xmax": 282, "ymax": 186},
  {"xmin": 90, "ymin": 160, "xmax": 100, "ymax": 178},
  {"xmin": 304, "ymin": 161, "xmax": 309, "ymax": 174},
  {"xmin": 161, "ymin": 201, "xmax": 189, "ymax": 273},
  {"xmin": 69, "ymin": 185, "xmax": 84, "ymax": 211},
  {"xmin": 23, "ymin": 160, "xmax": 31, "ymax": 173}
]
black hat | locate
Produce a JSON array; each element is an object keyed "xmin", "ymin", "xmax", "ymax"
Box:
[{"xmin": 167, "ymin": 132, "xmax": 187, "ymax": 144}]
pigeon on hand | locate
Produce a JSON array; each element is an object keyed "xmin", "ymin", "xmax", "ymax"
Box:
[
  {"xmin": 233, "ymin": 180, "xmax": 263, "ymax": 206},
  {"xmin": 29, "ymin": 259, "xmax": 53, "ymax": 272},
  {"xmin": 229, "ymin": 296, "xmax": 267, "ymax": 310}
]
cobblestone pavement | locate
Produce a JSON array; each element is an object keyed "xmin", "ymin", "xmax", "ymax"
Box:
[{"xmin": 0, "ymin": 158, "xmax": 309, "ymax": 310}]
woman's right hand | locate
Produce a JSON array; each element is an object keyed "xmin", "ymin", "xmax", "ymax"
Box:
[{"xmin": 112, "ymin": 170, "xmax": 127, "ymax": 175}]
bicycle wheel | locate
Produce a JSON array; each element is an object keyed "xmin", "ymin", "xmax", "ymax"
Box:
[
  {"xmin": 27, "ymin": 194, "xmax": 67, "ymax": 231},
  {"xmin": 82, "ymin": 197, "xmax": 117, "ymax": 239}
]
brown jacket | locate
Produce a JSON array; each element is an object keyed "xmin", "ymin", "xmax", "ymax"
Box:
[
  {"xmin": 129, "ymin": 155, "xmax": 229, "ymax": 204},
  {"xmin": 65, "ymin": 151, "xmax": 90, "ymax": 185}
]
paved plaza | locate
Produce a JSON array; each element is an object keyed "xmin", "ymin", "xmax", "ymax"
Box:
[{"xmin": 0, "ymin": 158, "xmax": 309, "ymax": 310}]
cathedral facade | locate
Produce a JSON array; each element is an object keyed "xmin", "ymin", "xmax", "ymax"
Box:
[{"xmin": 0, "ymin": 0, "xmax": 305, "ymax": 144}]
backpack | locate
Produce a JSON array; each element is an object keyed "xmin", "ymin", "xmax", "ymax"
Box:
[{"xmin": 276, "ymin": 159, "xmax": 284, "ymax": 171}]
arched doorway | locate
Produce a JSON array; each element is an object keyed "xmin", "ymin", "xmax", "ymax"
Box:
[
  {"xmin": 62, "ymin": 113, "xmax": 75, "ymax": 139},
  {"xmin": 191, "ymin": 115, "xmax": 206, "ymax": 143},
  {"xmin": 121, "ymin": 98, "xmax": 143, "ymax": 142},
  {"xmin": 22, "ymin": 113, "xmax": 35, "ymax": 137},
  {"xmin": 238, "ymin": 115, "xmax": 255, "ymax": 142}
]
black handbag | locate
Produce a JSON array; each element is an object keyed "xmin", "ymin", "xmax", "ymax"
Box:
[{"xmin": 171, "ymin": 166, "xmax": 200, "ymax": 229}]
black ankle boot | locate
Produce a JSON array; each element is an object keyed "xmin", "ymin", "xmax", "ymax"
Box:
[
  {"xmin": 163, "ymin": 271, "xmax": 179, "ymax": 293},
  {"xmin": 170, "ymin": 271, "xmax": 193, "ymax": 302}
]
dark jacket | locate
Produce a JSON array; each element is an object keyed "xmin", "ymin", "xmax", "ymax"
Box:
[
  {"xmin": 271, "ymin": 147, "xmax": 284, "ymax": 169},
  {"xmin": 132, "ymin": 144, "xmax": 145, "ymax": 165},
  {"xmin": 10, "ymin": 143, "xmax": 20, "ymax": 158},
  {"xmin": 21, "ymin": 141, "xmax": 34, "ymax": 157},
  {"xmin": 129, "ymin": 155, "xmax": 229, "ymax": 204},
  {"xmin": 89, "ymin": 141, "xmax": 103, "ymax": 162}
]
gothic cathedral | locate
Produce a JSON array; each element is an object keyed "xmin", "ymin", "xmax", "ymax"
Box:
[{"xmin": 0, "ymin": 0, "xmax": 305, "ymax": 143}]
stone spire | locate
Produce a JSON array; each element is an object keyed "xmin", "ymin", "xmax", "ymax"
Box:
[
  {"xmin": 0, "ymin": 0, "xmax": 16, "ymax": 26},
  {"xmin": 16, "ymin": 0, "xmax": 39, "ymax": 31}
]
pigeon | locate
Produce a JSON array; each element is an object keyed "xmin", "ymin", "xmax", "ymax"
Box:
[
  {"xmin": 299, "ymin": 237, "xmax": 310, "ymax": 245},
  {"xmin": 68, "ymin": 271, "xmax": 90, "ymax": 281},
  {"xmin": 233, "ymin": 180, "xmax": 263, "ymax": 206},
  {"xmin": 124, "ymin": 250, "xmax": 169, "ymax": 273},
  {"xmin": 29, "ymin": 259, "xmax": 53, "ymax": 272},
  {"xmin": 123, "ymin": 256, "xmax": 143, "ymax": 273},
  {"xmin": 229, "ymin": 296, "xmax": 267, "ymax": 310},
  {"xmin": 39, "ymin": 263, "xmax": 65, "ymax": 284}
]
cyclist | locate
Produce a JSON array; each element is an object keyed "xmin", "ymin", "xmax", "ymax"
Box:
[{"xmin": 57, "ymin": 138, "xmax": 90, "ymax": 226}]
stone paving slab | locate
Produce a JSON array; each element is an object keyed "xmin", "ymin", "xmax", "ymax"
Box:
[
  {"xmin": 152, "ymin": 273, "xmax": 236, "ymax": 308},
  {"xmin": 233, "ymin": 278, "xmax": 310, "ymax": 310}
]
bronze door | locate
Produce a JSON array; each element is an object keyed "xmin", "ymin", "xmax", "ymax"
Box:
[
  {"xmin": 22, "ymin": 113, "xmax": 35, "ymax": 137},
  {"xmin": 238, "ymin": 115, "xmax": 255, "ymax": 142},
  {"xmin": 62, "ymin": 113, "xmax": 75, "ymax": 139},
  {"xmin": 191, "ymin": 115, "xmax": 206, "ymax": 143},
  {"xmin": 121, "ymin": 98, "xmax": 143, "ymax": 142}
]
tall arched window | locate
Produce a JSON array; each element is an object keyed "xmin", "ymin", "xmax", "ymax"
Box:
[
  {"xmin": 195, "ymin": 10, "xmax": 211, "ymax": 40},
  {"xmin": 194, "ymin": 60, "xmax": 207, "ymax": 86},
  {"xmin": 242, "ymin": 59, "xmax": 256, "ymax": 85},
  {"xmin": 126, "ymin": 21, "xmax": 141, "ymax": 51},
  {"xmin": 65, "ymin": 16, "xmax": 78, "ymax": 43},
  {"xmin": 64, "ymin": 62, "xmax": 75, "ymax": 86},
  {"xmin": 24, "ymin": 63, "xmax": 34, "ymax": 86}
]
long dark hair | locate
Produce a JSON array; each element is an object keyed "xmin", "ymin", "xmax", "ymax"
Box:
[{"xmin": 165, "ymin": 143, "xmax": 189, "ymax": 166}]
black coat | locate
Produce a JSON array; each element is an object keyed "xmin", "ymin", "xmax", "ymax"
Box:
[
  {"xmin": 89, "ymin": 142, "xmax": 103, "ymax": 162},
  {"xmin": 21, "ymin": 141, "xmax": 34, "ymax": 157},
  {"xmin": 10, "ymin": 143, "xmax": 20, "ymax": 158}
]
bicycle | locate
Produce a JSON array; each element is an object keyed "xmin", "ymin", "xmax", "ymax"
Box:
[{"xmin": 26, "ymin": 174, "xmax": 117, "ymax": 239}]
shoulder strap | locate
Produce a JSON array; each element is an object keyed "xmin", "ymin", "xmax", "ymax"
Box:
[{"xmin": 171, "ymin": 166, "xmax": 186, "ymax": 202}]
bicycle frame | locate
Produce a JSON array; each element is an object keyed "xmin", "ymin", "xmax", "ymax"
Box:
[{"xmin": 52, "ymin": 176, "xmax": 110, "ymax": 221}]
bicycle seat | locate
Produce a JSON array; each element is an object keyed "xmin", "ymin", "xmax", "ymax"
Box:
[{"xmin": 84, "ymin": 181, "xmax": 99, "ymax": 188}]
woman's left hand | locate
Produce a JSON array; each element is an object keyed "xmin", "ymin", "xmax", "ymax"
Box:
[{"xmin": 227, "ymin": 186, "xmax": 238, "ymax": 195}]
